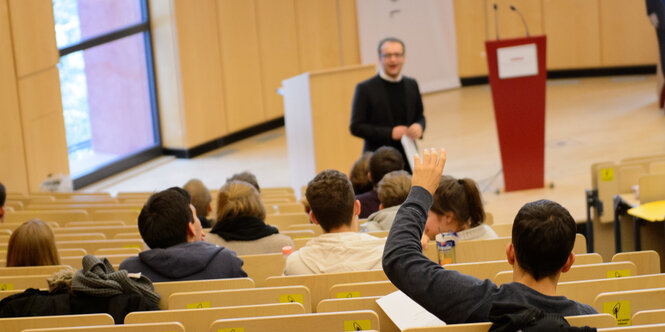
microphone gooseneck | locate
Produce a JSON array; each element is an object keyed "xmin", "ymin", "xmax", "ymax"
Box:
[{"xmin": 510, "ymin": 5, "xmax": 530, "ymax": 37}]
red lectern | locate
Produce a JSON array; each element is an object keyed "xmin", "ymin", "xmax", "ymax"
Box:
[{"xmin": 486, "ymin": 36, "xmax": 547, "ymax": 191}]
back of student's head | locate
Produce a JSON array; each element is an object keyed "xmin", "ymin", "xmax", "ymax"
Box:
[
  {"xmin": 183, "ymin": 179, "xmax": 211, "ymax": 217},
  {"xmin": 306, "ymin": 169, "xmax": 355, "ymax": 232},
  {"xmin": 138, "ymin": 187, "xmax": 193, "ymax": 249},
  {"xmin": 369, "ymin": 146, "xmax": 404, "ymax": 186},
  {"xmin": 227, "ymin": 171, "xmax": 260, "ymax": 192},
  {"xmin": 377, "ymin": 170, "xmax": 411, "ymax": 208},
  {"xmin": 216, "ymin": 180, "xmax": 266, "ymax": 223},
  {"xmin": 430, "ymin": 176, "xmax": 485, "ymax": 228},
  {"xmin": 7, "ymin": 219, "xmax": 60, "ymax": 267},
  {"xmin": 350, "ymin": 152, "xmax": 373, "ymax": 195},
  {"xmin": 512, "ymin": 199, "xmax": 576, "ymax": 281}
]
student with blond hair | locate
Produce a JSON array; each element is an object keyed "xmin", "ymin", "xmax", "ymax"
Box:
[
  {"xmin": 206, "ymin": 181, "xmax": 293, "ymax": 255},
  {"xmin": 6, "ymin": 219, "xmax": 60, "ymax": 267},
  {"xmin": 366, "ymin": 170, "xmax": 411, "ymax": 231}
]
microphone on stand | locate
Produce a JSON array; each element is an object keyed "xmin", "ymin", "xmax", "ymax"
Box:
[
  {"xmin": 493, "ymin": 3, "xmax": 500, "ymax": 40},
  {"xmin": 510, "ymin": 5, "xmax": 530, "ymax": 37}
]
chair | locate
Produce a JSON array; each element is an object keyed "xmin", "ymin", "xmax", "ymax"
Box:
[
  {"xmin": 317, "ymin": 296, "xmax": 399, "ymax": 332},
  {"xmin": 112, "ymin": 232, "xmax": 142, "ymax": 240},
  {"xmin": 558, "ymin": 274, "xmax": 665, "ymax": 305},
  {"xmin": 4, "ymin": 210, "xmax": 89, "ymax": 224},
  {"xmin": 52, "ymin": 225, "xmax": 139, "ymax": 238},
  {"xmin": 64, "ymin": 221, "xmax": 125, "ymax": 227},
  {"xmin": 265, "ymin": 212, "xmax": 310, "ymax": 230},
  {"xmin": 494, "ymin": 261, "xmax": 637, "ymax": 285},
  {"xmin": 280, "ymin": 229, "xmax": 315, "ymax": 239},
  {"xmin": 0, "ymin": 313, "xmax": 115, "ymax": 332},
  {"xmin": 402, "ymin": 323, "xmax": 489, "ymax": 331},
  {"xmin": 22, "ymin": 322, "xmax": 185, "ymax": 332},
  {"xmin": 0, "ymin": 265, "xmax": 72, "ymax": 276},
  {"xmin": 0, "ymin": 274, "xmax": 50, "ymax": 290},
  {"xmin": 490, "ymin": 223, "xmax": 512, "ymax": 237},
  {"xmin": 632, "ymin": 308, "xmax": 665, "ymax": 325},
  {"xmin": 55, "ymin": 239, "xmax": 145, "ymax": 253},
  {"xmin": 0, "ymin": 289, "xmax": 25, "ymax": 301},
  {"xmin": 367, "ymin": 230, "xmax": 390, "ymax": 238},
  {"xmin": 612, "ymin": 250, "xmax": 661, "ymax": 275},
  {"xmin": 292, "ymin": 237, "xmax": 312, "ymax": 250},
  {"xmin": 54, "ymin": 233, "xmax": 106, "ymax": 241},
  {"xmin": 286, "ymin": 223, "xmax": 323, "ymax": 236},
  {"xmin": 94, "ymin": 247, "xmax": 141, "ymax": 256},
  {"xmin": 597, "ymin": 323, "xmax": 665, "ymax": 331},
  {"xmin": 125, "ymin": 302, "xmax": 305, "ymax": 331},
  {"xmin": 209, "ymin": 310, "xmax": 379, "ymax": 332},
  {"xmin": 594, "ymin": 288, "xmax": 665, "ymax": 326},
  {"xmin": 266, "ymin": 202, "xmax": 305, "ymax": 214},
  {"xmin": 263, "ymin": 269, "xmax": 388, "ymax": 312},
  {"xmin": 58, "ymin": 248, "xmax": 88, "ymax": 256},
  {"xmin": 329, "ymin": 280, "xmax": 396, "ymax": 299},
  {"xmin": 153, "ymin": 277, "xmax": 255, "ymax": 309},
  {"xmin": 239, "ymin": 253, "xmax": 286, "ymax": 286},
  {"xmin": 401, "ymin": 314, "xmax": 616, "ymax": 331},
  {"xmin": 456, "ymin": 234, "xmax": 587, "ymax": 263},
  {"xmin": 90, "ymin": 210, "xmax": 140, "ymax": 225},
  {"xmin": 167, "ymin": 285, "xmax": 311, "ymax": 312}
]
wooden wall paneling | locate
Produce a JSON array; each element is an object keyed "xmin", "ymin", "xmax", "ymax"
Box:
[
  {"xmin": 599, "ymin": 0, "xmax": 658, "ymax": 66},
  {"xmin": 295, "ymin": 0, "xmax": 342, "ymax": 72},
  {"xmin": 17, "ymin": 67, "xmax": 69, "ymax": 192},
  {"xmin": 217, "ymin": 0, "xmax": 266, "ymax": 132},
  {"xmin": 148, "ymin": 0, "xmax": 186, "ymax": 149},
  {"xmin": 7, "ymin": 0, "xmax": 59, "ymax": 78},
  {"xmin": 255, "ymin": 0, "xmax": 300, "ymax": 120},
  {"xmin": 172, "ymin": 0, "xmax": 227, "ymax": 148},
  {"xmin": 453, "ymin": 0, "xmax": 489, "ymax": 78},
  {"xmin": 542, "ymin": 0, "xmax": 601, "ymax": 70},
  {"xmin": 337, "ymin": 0, "xmax": 361, "ymax": 66},
  {"xmin": 0, "ymin": 0, "xmax": 29, "ymax": 193}
]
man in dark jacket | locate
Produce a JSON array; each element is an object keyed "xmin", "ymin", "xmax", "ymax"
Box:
[
  {"xmin": 383, "ymin": 149, "xmax": 596, "ymax": 324},
  {"xmin": 120, "ymin": 187, "xmax": 247, "ymax": 282}
]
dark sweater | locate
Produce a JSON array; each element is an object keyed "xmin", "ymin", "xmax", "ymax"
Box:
[
  {"xmin": 119, "ymin": 241, "xmax": 247, "ymax": 282},
  {"xmin": 382, "ymin": 186, "xmax": 597, "ymax": 324}
]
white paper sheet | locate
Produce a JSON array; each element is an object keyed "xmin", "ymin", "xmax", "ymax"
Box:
[
  {"xmin": 401, "ymin": 135, "xmax": 419, "ymax": 171},
  {"xmin": 497, "ymin": 43, "xmax": 538, "ymax": 79},
  {"xmin": 376, "ymin": 290, "xmax": 446, "ymax": 330}
]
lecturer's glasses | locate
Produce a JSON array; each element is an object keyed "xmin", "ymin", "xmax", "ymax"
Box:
[{"xmin": 380, "ymin": 52, "xmax": 404, "ymax": 59}]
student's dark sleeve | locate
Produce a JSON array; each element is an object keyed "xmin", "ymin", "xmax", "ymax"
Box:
[
  {"xmin": 382, "ymin": 186, "xmax": 498, "ymax": 324},
  {"xmin": 222, "ymin": 248, "xmax": 248, "ymax": 278},
  {"xmin": 413, "ymin": 80, "xmax": 426, "ymax": 133},
  {"xmin": 350, "ymin": 82, "xmax": 393, "ymax": 142}
]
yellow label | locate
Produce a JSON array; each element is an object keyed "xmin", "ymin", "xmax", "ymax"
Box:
[
  {"xmin": 0, "ymin": 283, "xmax": 14, "ymax": 291},
  {"xmin": 344, "ymin": 320, "xmax": 372, "ymax": 331},
  {"xmin": 186, "ymin": 301, "xmax": 211, "ymax": 309},
  {"xmin": 218, "ymin": 328, "xmax": 244, "ymax": 332},
  {"xmin": 337, "ymin": 291, "xmax": 361, "ymax": 298},
  {"xmin": 600, "ymin": 168, "xmax": 614, "ymax": 182},
  {"xmin": 279, "ymin": 294, "xmax": 304, "ymax": 305},
  {"xmin": 607, "ymin": 270, "xmax": 631, "ymax": 278},
  {"xmin": 603, "ymin": 300, "xmax": 631, "ymax": 326},
  {"xmin": 123, "ymin": 244, "xmax": 142, "ymax": 249}
]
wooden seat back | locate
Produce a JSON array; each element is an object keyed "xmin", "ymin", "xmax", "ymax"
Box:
[
  {"xmin": 209, "ymin": 310, "xmax": 379, "ymax": 332},
  {"xmin": 0, "ymin": 313, "xmax": 114, "ymax": 332},
  {"xmin": 317, "ymin": 296, "xmax": 399, "ymax": 332},
  {"xmin": 558, "ymin": 274, "xmax": 665, "ymax": 305},
  {"xmin": 494, "ymin": 261, "xmax": 637, "ymax": 285},
  {"xmin": 239, "ymin": 253, "xmax": 286, "ymax": 286},
  {"xmin": 22, "ymin": 322, "xmax": 185, "ymax": 332},
  {"xmin": 329, "ymin": 280, "xmax": 396, "ymax": 299},
  {"xmin": 167, "ymin": 285, "xmax": 311, "ymax": 312},
  {"xmin": 594, "ymin": 288, "xmax": 665, "ymax": 326},
  {"xmin": 153, "ymin": 277, "xmax": 255, "ymax": 309},
  {"xmin": 612, "ymin": 250, "xmax": 661, "ymax": 275}
]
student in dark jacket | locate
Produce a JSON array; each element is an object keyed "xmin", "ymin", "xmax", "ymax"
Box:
[
  {"xmin": 120, "ymin": 187, "xmax": 247, "ymax": 282},
  {"xmin": 383, "ymin": 149, "xmax": 596, "ymax": 324}
]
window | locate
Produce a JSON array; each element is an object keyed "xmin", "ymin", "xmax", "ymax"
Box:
[{"xmin": 53, "ymin": 0, "xmax": 160, "ymax": 188}]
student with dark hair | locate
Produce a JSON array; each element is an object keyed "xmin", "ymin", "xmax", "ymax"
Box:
[
  {"xmin": 0, "ymin": 182, "xmax": 5, "ymax": 223},
  {"xmin": 350, "ymin": 37, "xmax": 426, "ymax": 172},
  {"xmin": 420, "ymin": 175, "xmax": 497, "ymax": 247},
  {"xmin": 365, "ymin": 170, "xmax": 411, "ymax": 232},
  {"xmin": 183, "ymin": 179, "xmax": 213, "ymax": 228},
  {"xmin": 284, "ymin": 170, "xmax": 385, "ymax": 275},
  {"xmin": 350, "ymin": 152, "xmax": 373, "ymax": 195},
  {"xmin": 120, "ymin": 187, "xmax": 247, "ymax": 282},
  {"xmin": 357, "ymin": 146, "xmax": 404, "ymax": 218},
  {"xmin": 227, "ymin": 171, "xmax": 260, "ymax": 192},
  {"xmin": 383, "ymin": 149, "xmax": 596, "ymax": 324}
]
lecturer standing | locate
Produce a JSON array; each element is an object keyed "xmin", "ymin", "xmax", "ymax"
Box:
[{"xmin": 350, "ymin": 37, "xmax": 426, "ymax": 172}]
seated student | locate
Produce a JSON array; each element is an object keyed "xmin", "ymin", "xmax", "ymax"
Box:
[
  {"xmin": 206, "ymin": 180, "xmax": 294, "ymax": 255},
  {"xmin": 6, "ymin": 219, "xmax": 60, "ymax": 267},
  {"xmin": 420, "ymin": 175, "xmax": 497, "ymax": 247},
  {"xmin": 350, "ymin": 152, "xmax": 373, "ymax": 195},
  {"xmin": 357, "ymin": 146, "xmax": 405, "ymax": 218},
  {"xmin": 284, "ymin": 170, "xmax": 386, "ymax": 275},
  {"xmin": 383, "ymin": 149, "xmax": 596, "ymax": 324},
  {"xmin": 183, "ymin": 179, "xmax": 213, "ymax": 228},
  {"xmin": 119, "ymin": 187, "xmax": 247, "ymax": 282},
  {"xmin": 365, "ymin": 170, "xmax": 411, "ymax": 231},
  {"xmin": 227, "ymin": 171, "xmax": 260, "ymax": 192},
  {"xmin": 0, "ymin": 182, "xmax": 5, "ymax": 223}
]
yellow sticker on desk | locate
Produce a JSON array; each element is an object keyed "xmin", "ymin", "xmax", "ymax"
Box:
[
  {"xmin": 218, "ymin": 328, "xmax": 244, "ymax": 332},
  {"xmin": 604, "ymin": 300, "xmax": 631, "ymax": 326},
  {"xmin": 279, "ymin": 293, "xmax": 304, "ymax": 305},
  {"xmin": 337, "ymin": 291, "xmax": 361, "ymax": 298},
  {"xmin": 607, "ymin": 270, "xmax": 631, "ymax": 278},
  {"xmin": 123, "ymin": 244, "xmax": 142, "ymax": 249},
  {"xmin": 0, "ymin": 283, "xmax": 14, "ymax": 291},
  {"xmin": 600, "ymin": 168, "xmax": 614, "ymax": 182},
  {"xmin": 344, "ymin": 319, "xmax": 372, "ymax": 331},
  {"xmin": 186, "ymin": 301, "xmax": 211, "ymax": 309}
]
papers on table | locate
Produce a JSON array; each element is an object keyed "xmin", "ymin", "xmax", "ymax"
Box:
[{"xmin": 376, "ymin": 290, "xmax": 446, "ymax": 330}]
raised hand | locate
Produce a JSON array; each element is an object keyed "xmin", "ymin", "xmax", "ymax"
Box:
[{"xmin": 411, "ymin": 148, "xmax": 446, "ymax": 195}]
